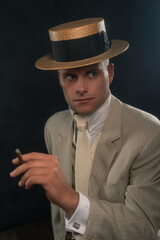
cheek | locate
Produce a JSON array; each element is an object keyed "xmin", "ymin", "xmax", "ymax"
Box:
[
  {"xmin": 61, "ymin": 86, "xmax": 73, "ymax": 103},
  {"xmin": 97, "ymin": 80, "xmax": 109, "ymax": 102},
  {"xmin": 98, "ymin": 80, "xmax": 108, "ymax": 94}
]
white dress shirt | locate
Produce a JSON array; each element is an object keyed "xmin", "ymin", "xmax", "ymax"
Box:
[{"xmin": 65, "ymin": 94, "xmax": 111, "ymax": 235}]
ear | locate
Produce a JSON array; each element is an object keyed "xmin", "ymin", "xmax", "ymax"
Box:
[{"xmin": 108, "ymin": 63, "xmax": 114, "ymax": 84}]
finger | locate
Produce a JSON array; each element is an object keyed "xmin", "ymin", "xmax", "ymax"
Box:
[
  {"xmin": 10, "ymin": 156, "xmax": 58, "ymax": 178},
  {"xmin": 10, "ymin": 160, "xmax": 41, "ymax": 177},
  {"xmin": 19, "ymin": 152, "xmax": 56, "ymax": 162},
  {"xmin": 18, "ymin": 167, "xmax": 54, "ymax": 187},
  {"xmin": 12, "ymin": 158, "xmax": 20, "ymax": 165},
  {"xmin": 12, "ymin": 152, "xmax": 56, "ymax": 164},
  {"xmin": 24, "ymin": 175, "xmax": 51, "ymax": 190},
  {"xmin": 10, "ymin": 160, "xmax": 47, "ymax": 178}
]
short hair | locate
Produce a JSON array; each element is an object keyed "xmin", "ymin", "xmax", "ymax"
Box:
[{"xmin": 102, "ymin": 59, "xmax": 110, "ymax": 69}]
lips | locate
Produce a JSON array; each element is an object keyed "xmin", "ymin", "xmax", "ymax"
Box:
[
  {"xmin": 74, "ymin": 98, "xmax": 93, "ymax": 101},
  {"xmin": 73, "ymin": 98, "xmax": 94, "ymax": 105}
]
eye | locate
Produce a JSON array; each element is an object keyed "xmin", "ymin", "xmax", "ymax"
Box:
[
  {"xmin": 65, "ymin": 74, "xmax": 76, "ymax": 81},
  {"xmin": 88, "ymin": 72, "xmax": 97, "ymax": 78}
]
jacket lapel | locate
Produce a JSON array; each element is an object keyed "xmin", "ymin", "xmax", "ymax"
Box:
[
  {"xmin": 89, "ymin": 95, "xmax": 122, "ymax": 196},
  {"xmin": 54, "ymin": 111, "xmax": 73, "ymax": 186}
]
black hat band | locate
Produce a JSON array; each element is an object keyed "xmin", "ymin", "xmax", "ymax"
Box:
[{"xmin": 51, "ymin": 31, "xmax": 111, "ymax": 62}]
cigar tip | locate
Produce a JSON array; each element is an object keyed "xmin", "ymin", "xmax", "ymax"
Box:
[{"xmin": 15, "ymin": 149, "xmax": 21, "ymax": 154}]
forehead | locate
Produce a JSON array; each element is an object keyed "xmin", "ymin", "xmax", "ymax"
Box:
[{"xmin": 58, "ymin": 62, "xmax": 104, "ymax": 74}]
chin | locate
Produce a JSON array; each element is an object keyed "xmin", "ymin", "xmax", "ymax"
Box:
[{"xmin": 74, "ymin": 107, "xmax": 96, "ymax": 115}]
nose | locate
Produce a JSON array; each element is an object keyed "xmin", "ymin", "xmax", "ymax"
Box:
[{"xmin": 76, "ymin": 77, "xmax": 88, "ymax": 94}]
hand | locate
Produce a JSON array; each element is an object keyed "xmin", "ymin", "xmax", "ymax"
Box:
[{"xmin": 10, "ymin": 152, "xmax": 79, "ymax": 217}]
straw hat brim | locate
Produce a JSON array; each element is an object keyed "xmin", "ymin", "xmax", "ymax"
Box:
[{"xmin": 35, "ymin": 39, "xmax": 129, "ymax": 70}]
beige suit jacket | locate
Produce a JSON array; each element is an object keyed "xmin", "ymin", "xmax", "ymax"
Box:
[{"xmin": 44, "ymin": 95, "xmax": 160, "ymax": 240}]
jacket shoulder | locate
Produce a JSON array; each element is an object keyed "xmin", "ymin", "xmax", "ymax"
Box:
[
  {"xmin": 119, "ymin": 101, "xmax": 160, "ymax": 141},
  {"xmin": 45, "ymin": 110, "xmax": 71, "ymax": 130},
  {"xmin": 122, "ymin": 102, "xmax": 160, "ymax": 127},
  {"xmin": 111, "ymin": 95, "xmax": 160, "ymax": 139}
]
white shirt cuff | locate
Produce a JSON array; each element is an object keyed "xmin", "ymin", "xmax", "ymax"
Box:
[{"xmin": 65, "ymin": 192, "xmax": 90, "ymax": 234}]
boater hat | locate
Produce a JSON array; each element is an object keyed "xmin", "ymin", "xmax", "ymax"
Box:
[{"xmin": 35, "ymin": 18, "xmax": 129, "ymax": 70}]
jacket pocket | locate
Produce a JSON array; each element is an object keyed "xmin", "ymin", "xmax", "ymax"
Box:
[{"xmin": 99, "ymin": 179, "xmax": 128, "ymax": 203}]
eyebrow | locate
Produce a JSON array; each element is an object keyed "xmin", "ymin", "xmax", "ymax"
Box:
[
  {"xmin": 62, "ymin": 71, "xmax": 76, "ymax": 77},
  {"xmin": 60, "ymin": 65, "xmax": 100, "ymax": 76},
  {"xmin": 86, "ymin": 68, "xmax": 99, "ymax": 74}
]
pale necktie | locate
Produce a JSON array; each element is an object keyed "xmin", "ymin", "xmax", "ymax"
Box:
[{"xmin": 74, "ymin": 114, "xmax": 91, "ymax": 195}]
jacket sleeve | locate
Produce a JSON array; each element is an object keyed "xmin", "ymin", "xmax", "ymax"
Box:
[{"xmin": 83, "ymin": 132, "xmax": 160, "ymax": 240}]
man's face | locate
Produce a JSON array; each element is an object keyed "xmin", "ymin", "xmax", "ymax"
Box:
[{"xmin": 58, "ymin": 61, "xmax": 114, "ymax": 115}]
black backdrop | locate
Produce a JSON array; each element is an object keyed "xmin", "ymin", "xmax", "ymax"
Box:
[{"xmin": 0, "ymin": 0, "xmax": 160, "ymax": 231}]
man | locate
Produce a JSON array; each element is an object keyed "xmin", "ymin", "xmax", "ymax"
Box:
[{"xmin": 10, "ymin": 18, "xmax": 160, "ymax": 240}]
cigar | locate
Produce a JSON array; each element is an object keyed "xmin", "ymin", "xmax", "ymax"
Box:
[{"xmin": 15, "ymin": 149, "xmax": 23, "ymax": 164}]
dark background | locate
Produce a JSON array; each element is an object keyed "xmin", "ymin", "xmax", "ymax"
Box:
[{"xmin": 0, "ymin": 0, "xmax": 160, "ymax": 231}]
